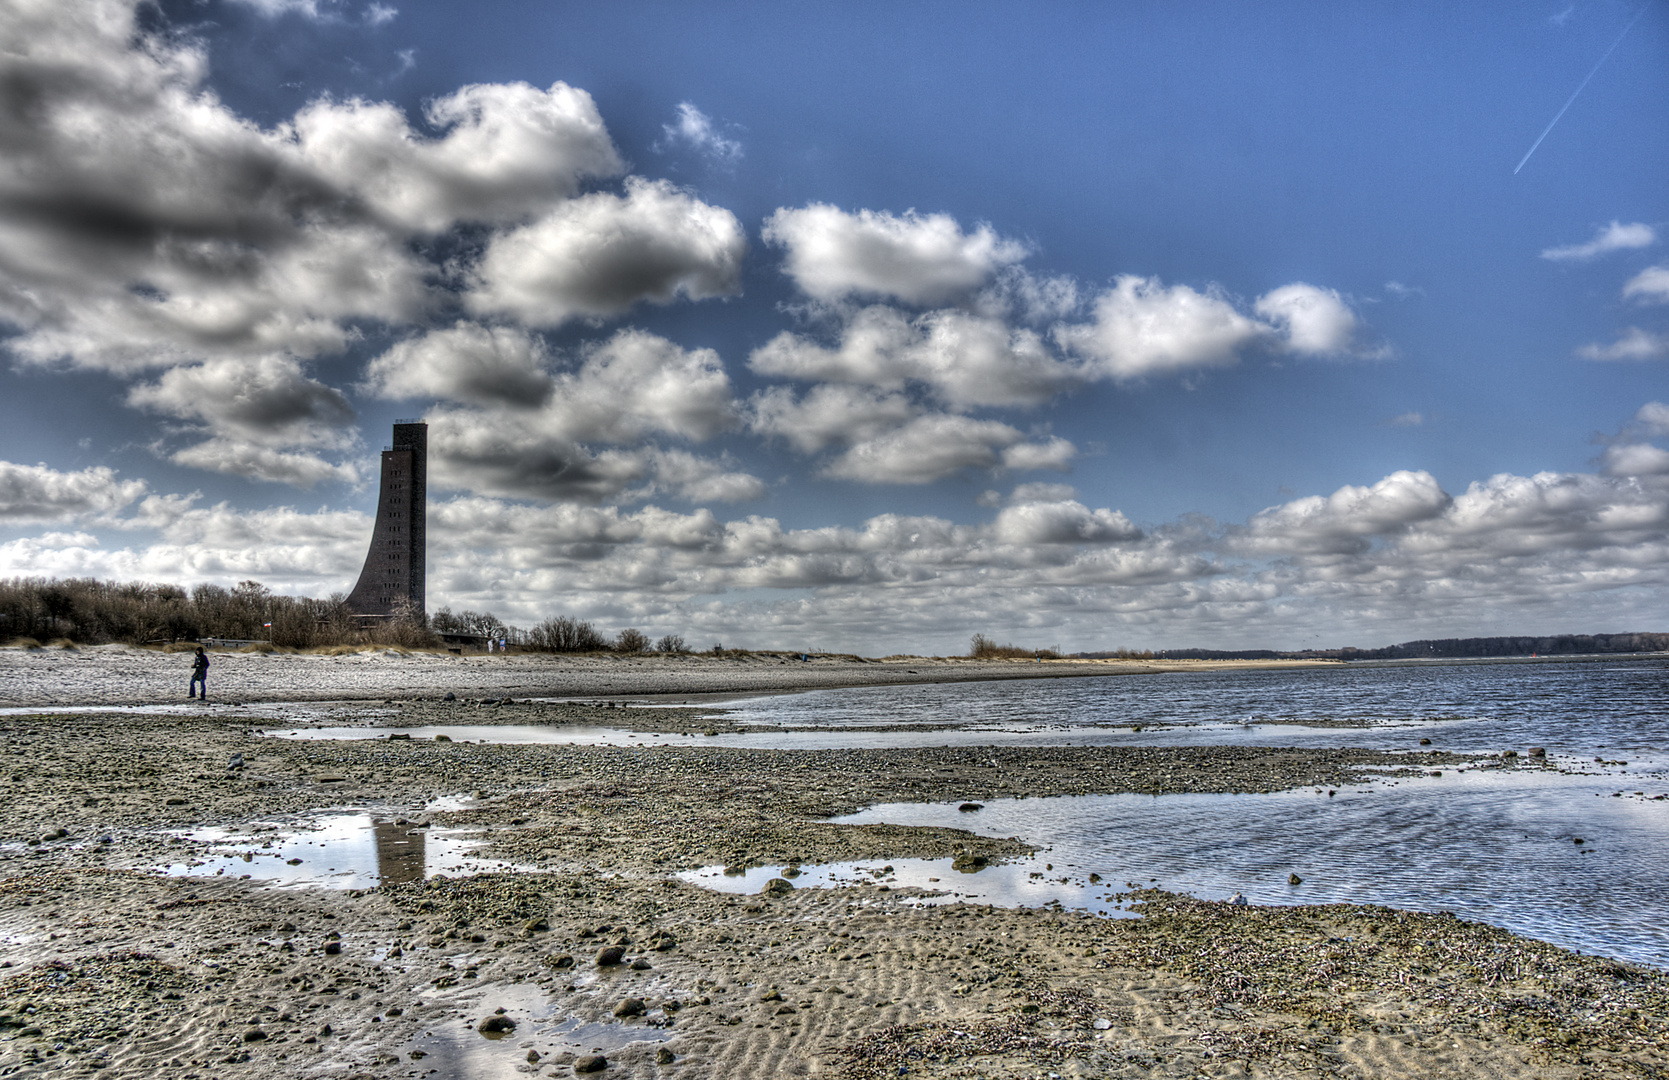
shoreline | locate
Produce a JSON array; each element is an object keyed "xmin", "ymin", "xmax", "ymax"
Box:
[
  {"xmin": 0, "ymin": 643, "xmax": 1341, "ymax": 709},
  {"xmin": 2, "ymin": 665, "xmax": 1666, "ymax": 1078}
]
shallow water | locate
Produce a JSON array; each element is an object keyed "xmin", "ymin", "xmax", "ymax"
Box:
[
  {"xmin": 686, "ymin": 762, "xmax": 1669, "ymax": 969},
  {"xmin": 156, "ymin": 807, "xmax": 531, "ymax": 889},
  {"xmin": 264, "ymin": 723, "xmax": 701, "ymax": 746},
  {"xmin": 256, "ymin": 656, "xmax": 1669, "ymax": 759},
  {"xmin": 680, "ymin": 855, "xmax": 1141, "ymax": 916},
  {"xmin": 718, "ymin": 656, "xmax": 1669, "ymax": 758},
  {"xmin": 403, "ymin": 980, "xmax": 674, "ymax": 1079}
]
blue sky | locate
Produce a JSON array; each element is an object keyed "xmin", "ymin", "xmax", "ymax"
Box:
[{"xmin": 0, "ymin": 0, "xmax": 1665, "ymax": 653}]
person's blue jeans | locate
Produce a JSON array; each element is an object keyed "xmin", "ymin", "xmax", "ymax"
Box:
[{"xmin": 190, "ymin": 673, "xmax": 207, "ymax": 698}]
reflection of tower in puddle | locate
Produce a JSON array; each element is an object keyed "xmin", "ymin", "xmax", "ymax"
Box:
[{"xmin": 374, "ymin": 820, "xmax": 426, "ymax": 885}]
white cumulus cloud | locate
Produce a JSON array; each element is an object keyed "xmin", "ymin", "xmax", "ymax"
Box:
[
  {"xmin": 166, "ymin": 439, "xmax": 359, "ymax": 489},
  {"xmin": 128, "ymin": 355, "xmax": 356, "ymax": 448},
  {"xmin": 763, "ymin": 205, "xmax": 1029, "ymax": 305},
  {"xmin": 406, "ymin": 329, "xmax": 747, "ymax": 503},
  {"xmin": 1577, "ymin": 328, "xmax": 1669, "ymax": 362},
  {"xmin": 748, "ymin": 385, "xmax": 916, "ymax": 454},
  {"xmin": 1254, "ymin": 282, "xmax": 1361, "ymax": 356},
  {"xmin": 466, "ymin": 178, "xmax": 746, "ymax": 327},
  {"xmin": 657, "ymin": 102, "xmax": 742, "ymax": 162},
  {"xmin": 748, "ymin": 305, "xmax": 1081, "ymax": 408},
  {"xmin": 363, "ymin": 323, "xmax": 554, "ymax": 408},
  {"xmin": 0, "ymin": 462, "xmax": 148, "ymax": 522},
  {"xmin": 822, "ymin": 414, "xmax": 1069, "ymax": 485},
  {"xmin": 993, "ymin": 500, "xmax": 1140, "ymax": 545},
  {"xmin": 1622, "ymin": 265, "xmax": 1669, "ymax": 304},
  {"xmin": 1540, "ymin": 221, "xmax": 1657, "ymax": 261},
  {"xmin": 126, "ymin": 354, "xmax": 359, "ymax": 488},
  {"xmin": 291, "ymin": 81, "xmax": 624, "ymax": 231},
  {"xmin": 1055, "ymin": 275, "xmax": 1267, "ymax": 379},
  {"xmin": 1242, "ymin": 470, "xmax": 1453, "ymax": 555},
  {"xmin": 1601, "ymin": 443, "xmax": 1669, "ymax": 477},
  {"xmin": 1631, "ymin": 401, "xmax": 1669, "ymax": 438}
]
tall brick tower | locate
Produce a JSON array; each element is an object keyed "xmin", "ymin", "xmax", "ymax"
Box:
[{"xmin": 345, "ymin": 420, "xmax": 426, "ymax": 619}]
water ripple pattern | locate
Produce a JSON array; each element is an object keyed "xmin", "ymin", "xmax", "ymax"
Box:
[{"xmin": 721, "ymin": 657, "xmax": 1669, "ymax": 759}]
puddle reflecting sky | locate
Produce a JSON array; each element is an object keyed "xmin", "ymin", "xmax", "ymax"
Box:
[
  {"xmin": 681, "ymin": 856, "xmax": 1136, "ymax": 917},
  {"xmin": 157, "ymin": 809, "xmax": 531, "ymax": 889},
  {"xmin": 405, "ymin": 981, "xmax": 674, "ymax": 1080}
]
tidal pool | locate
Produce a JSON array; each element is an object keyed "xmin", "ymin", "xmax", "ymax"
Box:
[
  {"xmin": 404, "ymin": 980, "xmax": 675, "ymax": 1079},
  {"xmin": 680, "ymin": 855, "xmax": 1138, "ymax": 916},
  {"xmin": 156, "ymin": 807, "xmax": 532, "ymax": 889},
  {"xmin": 839, "ymin": 767, "xmax": 1669, "ymax": 969}
]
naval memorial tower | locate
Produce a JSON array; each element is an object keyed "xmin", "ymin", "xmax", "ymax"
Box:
[{"xmin": 345, "ymin": 420, "xmax": 426, "ymax": 619}]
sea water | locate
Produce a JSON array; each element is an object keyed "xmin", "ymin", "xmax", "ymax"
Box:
[
  {"xmin": 705, "ymin": 658, "xmax": 1669, "ymax": 969},
  {"xmin": 720, "ymin": 656, "xmax": 1669, "ymax": 759}
]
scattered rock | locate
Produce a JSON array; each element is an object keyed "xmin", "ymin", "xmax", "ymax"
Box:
[
  {"xmin": 477, "ymin": 1015, "xmax": 516, "ymax": 1035},
  {"xmin": 761, "ymin": 877, "xmax": 794, "ymax": 896},
  {"xmin": 1529, "ymin": 747, "xmax": 1546, "ymax": 758},
  {"xmin": 1288, "ymin": 873, "xmax": 1303, "ymax": 885},
  {"xmin": 574, "ymin": 1054, "xmax": 607, "ymax": 1073},
  {"xmin": 656, "ymin": 1047, "xmax": 676, "ymax": 1064},
  {"xmin": 241, "ymin": 1028, "xmax": 266, "ymax": 1042},
  {"xmin": 630, "ymin": 958, "xmax": 652, "ymax": 970},
  {"xmin": 612, "ymin": 997, "xmax": 646, "ymax": 1017},
  {"xmin": 958, "ymin": 802, "xmax": 983, "ymax": 812},
  {"xmin": 951, "ymin": 853, "xmax": 989, "ymax": 873},
  {"xmin": 545, "ymin": 954, "xmax": 575, "ymax": 969},
  {"xmin": 594, "ymin": 946, "xmax": 625, "ymax": 966}
]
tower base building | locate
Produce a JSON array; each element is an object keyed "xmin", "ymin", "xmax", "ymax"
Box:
[{"xmin": 345, "ymin": 420, "xmax": 426, "ymax": 619}]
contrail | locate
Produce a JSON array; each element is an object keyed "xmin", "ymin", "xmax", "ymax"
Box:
[{"xmin": 1515, "ymin": 3, "xmax": 1650, "ymax": 174}]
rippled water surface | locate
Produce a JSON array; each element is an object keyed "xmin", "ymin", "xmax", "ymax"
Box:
[
  {"xmin": 712, "ymin": 658, "xmax": 1669, "ymax": 968},
  {"xmin": 722, "ymin": 656, "xmax": 1669, "ymax": 757}
]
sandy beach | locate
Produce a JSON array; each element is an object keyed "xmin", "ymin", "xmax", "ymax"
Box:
[
  {"xmin": 0, "ymin": 642, "xmax": 1338, "ymax": 707},
  {"xmin": 2, "ymin": 644, "xmax": 1665, "ymax": 1079}
]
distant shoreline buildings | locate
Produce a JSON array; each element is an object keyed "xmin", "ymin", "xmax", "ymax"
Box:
[{"xmin": 345, "ymin": 420, "xmax": 426, "ymax": 620}]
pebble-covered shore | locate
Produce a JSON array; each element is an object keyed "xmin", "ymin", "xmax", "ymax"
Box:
[{"xmin": 2, "ymin": 675, "xmax": 1666, "ymax": 1078}]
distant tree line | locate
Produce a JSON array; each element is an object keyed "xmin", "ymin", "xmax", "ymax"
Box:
[
  {"xmin": 968, "ymin": 633, "xmax": 1060, "ymax": 660},
  {"xmin": 0, "ymin": 577, "xmax": 358, "ymax": 648},
  {"xmin": 1155, "ymin": 632, "xmax": 1669, "ymax": 661},
  {"xmin": 0, "ymin": 576, "xmax": 693, "ymax": 654},
  {"xmin": 433, "ymin": 607, "xmax": 688, "ymax": 654}
]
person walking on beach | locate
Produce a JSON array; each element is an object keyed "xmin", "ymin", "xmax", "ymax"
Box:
[{"xmin": 189, "ymin": 646, "xmax": 209, "ymax": 700}]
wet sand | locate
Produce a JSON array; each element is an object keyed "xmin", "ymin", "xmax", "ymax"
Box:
[{"xmin": 2, "ymin": 652, "xmax": 1666, "ymax": 1078}]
